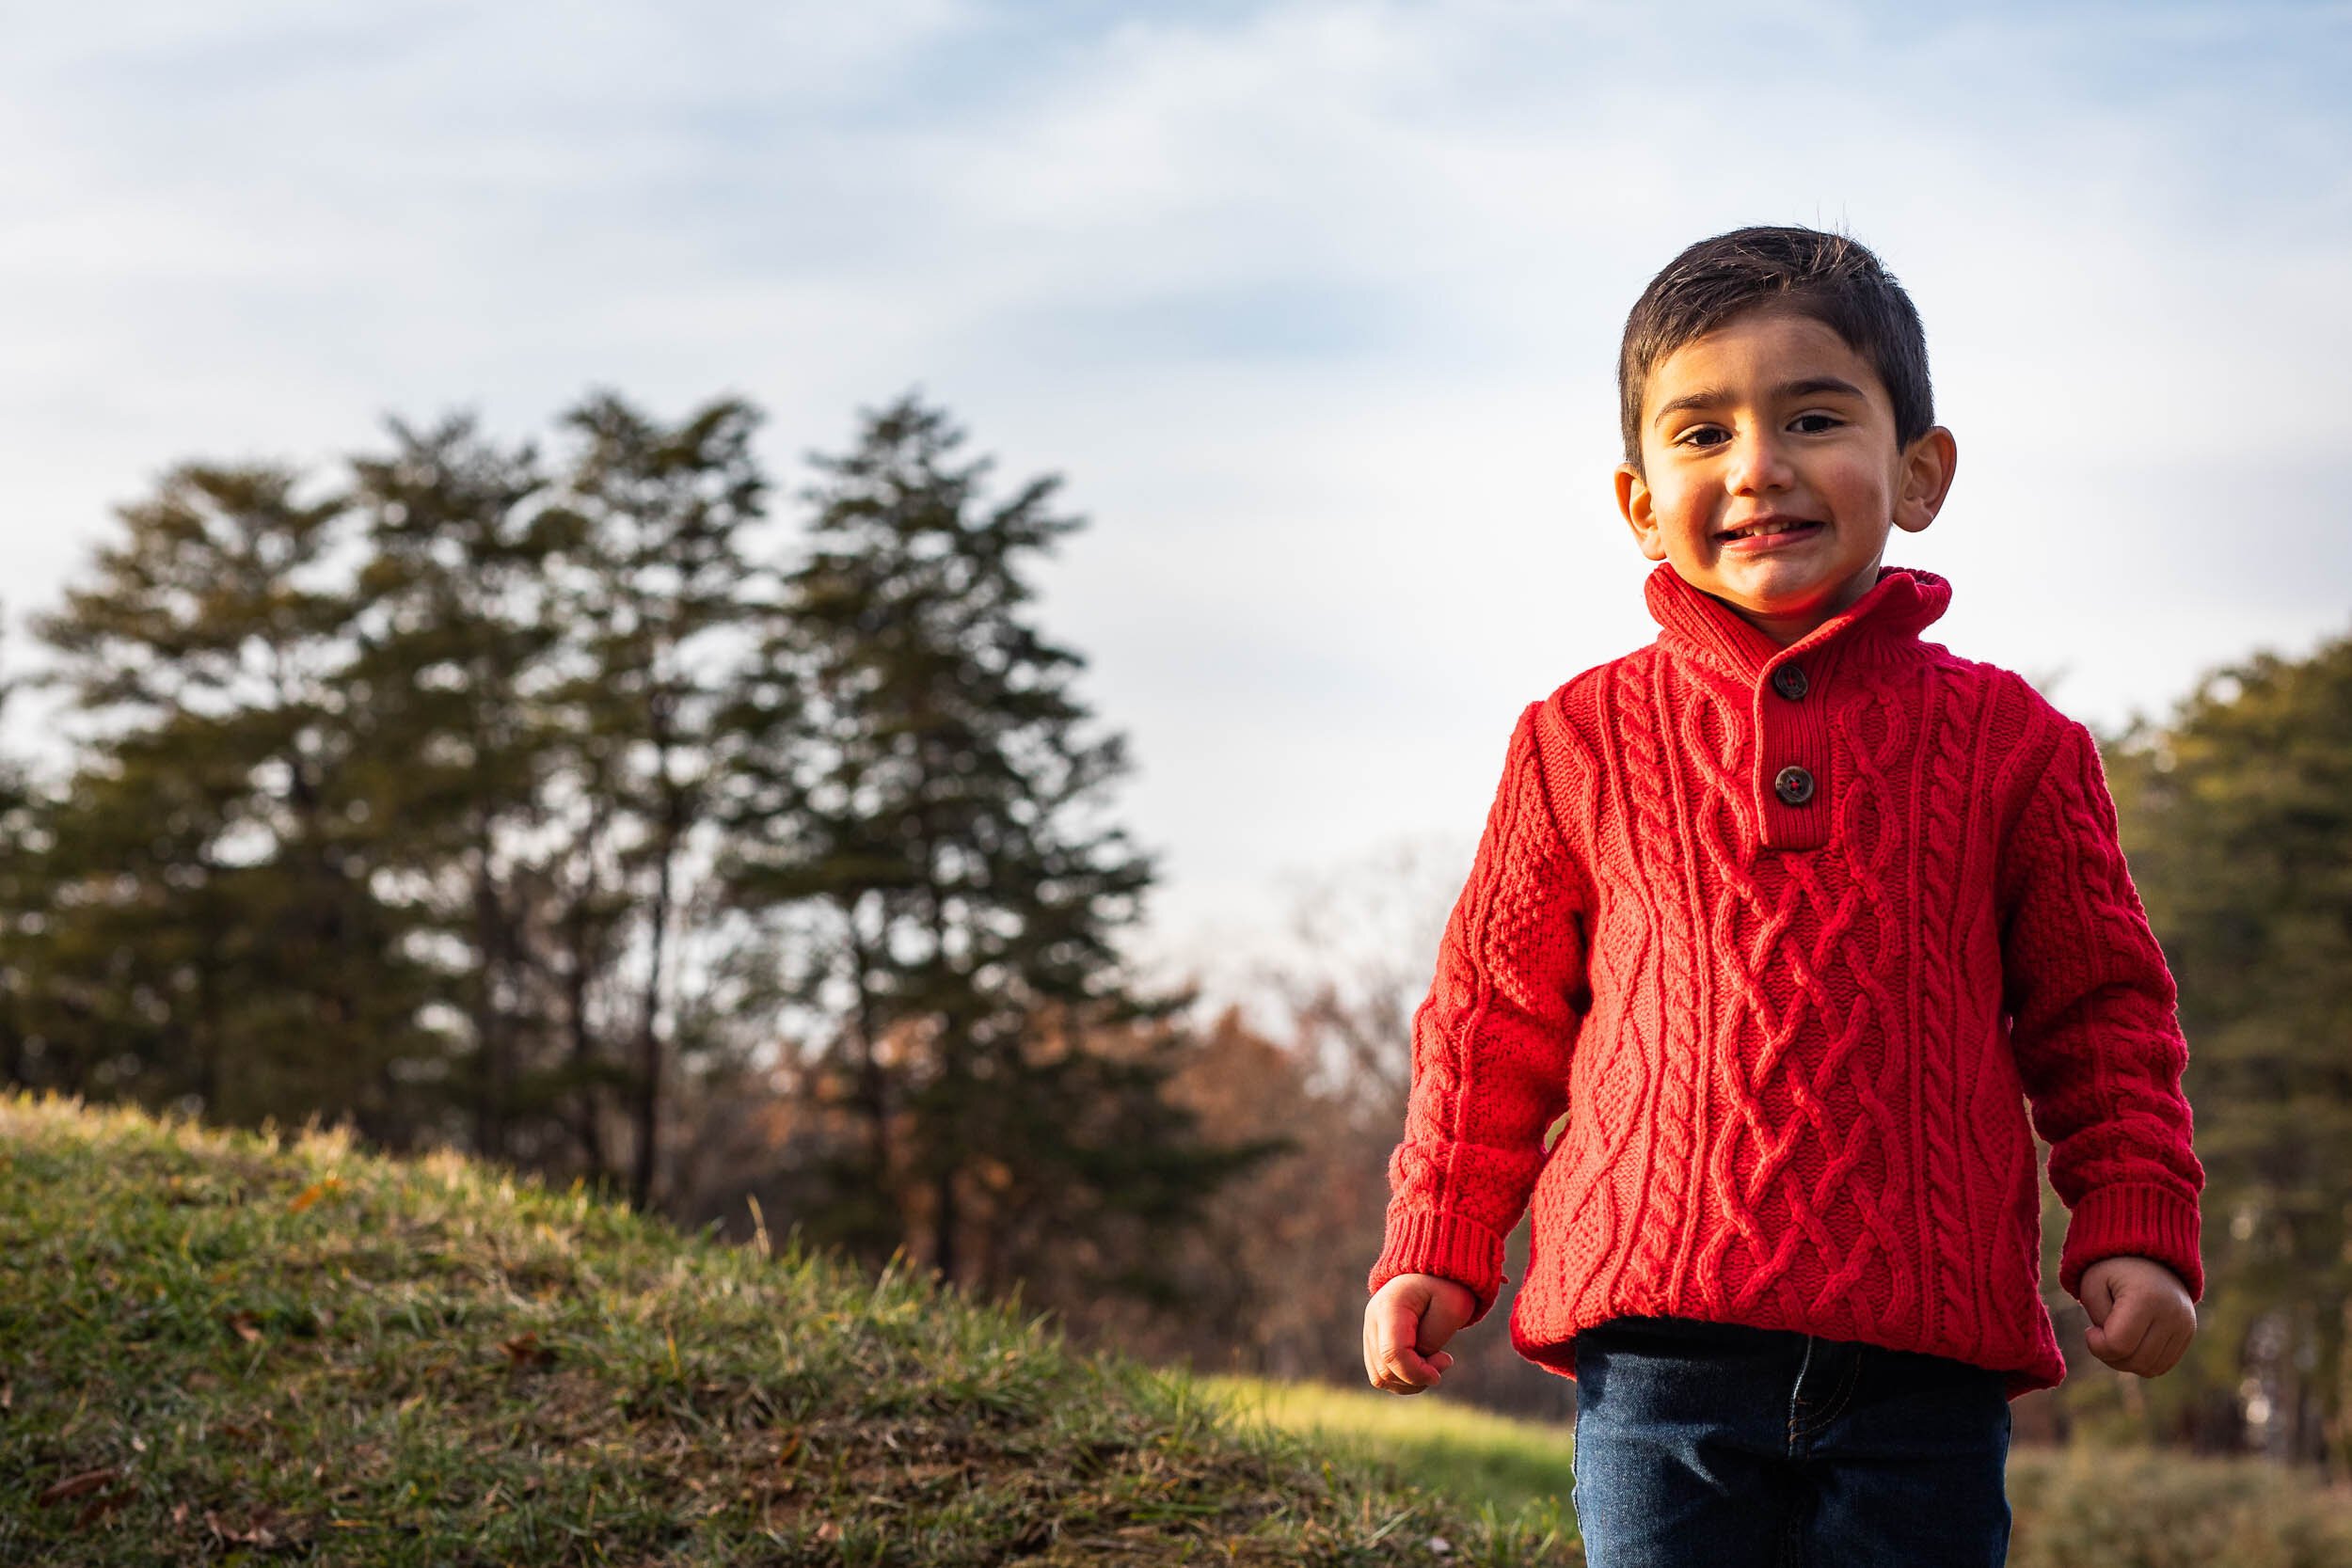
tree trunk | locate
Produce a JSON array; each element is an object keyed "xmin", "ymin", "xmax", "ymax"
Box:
[
  {"xmin": 196, "ymin": 918, "xmax": 222, "ymax": 1120},
  {"xmin": 847, "ymin": 904, "xmax": 892, "ymax": 1196},
  {"xmin": 628, "ymin": 782, "xmax": 682, "ymax": 1213},
  {"xmin": 2334, "ymin": 1294, "xmax": 2352, "ymax": 1481},
  {"xmin": 564, "ymin": 863, "xmax": 609, "ymax": 1183},
  {"xmin": 0, "ymin": 987, "xmax": 24, "ymax": 1087},
  {"xmin": 934, "ymin": 1153, "xmax": 960, "ymax": 1288},
  {"xmin": 470, "ymin": 833, "xmax": 507, "ymax": 1160}
]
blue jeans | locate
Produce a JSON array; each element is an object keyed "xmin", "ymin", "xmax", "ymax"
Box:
[{"xmin": 1569, "ymin": 1314, "xmax": 2012, "ymax": 1567}]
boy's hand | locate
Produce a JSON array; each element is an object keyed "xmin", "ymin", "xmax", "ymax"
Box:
[
  {"xmin": 1364, "ymin": 1274, "xmax": 1477, "ymax": 1394},
  {"xmin": 2078, "ymin": 1255, "xmax": 2196, "ymax": 1377}
]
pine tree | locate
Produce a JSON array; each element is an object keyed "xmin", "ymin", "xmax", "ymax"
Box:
[
  {"xmin": 343, "ymin": 415, "xmax": 601, "ymax": 1164},
  {"xmin": 546, "ymin": 391, "xmax": 771, "ymax": 1212},
  {"xmin": 726, "ymin": 391, "xmax": 1271, "ymax": 1300},
  {"xmin": 22, "ymin": 464, "xmax": 437, "ymax": 1134}
]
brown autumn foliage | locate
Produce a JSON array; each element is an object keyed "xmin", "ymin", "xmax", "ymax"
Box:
[{"xmin": 673, "ymin": 994, "xmax": 1576, "ymax": 1423}]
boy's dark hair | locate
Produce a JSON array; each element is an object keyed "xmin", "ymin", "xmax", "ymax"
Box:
[{"xmin": 1618, "ymin": 225, "xmax": 1932, "ymax": 470}]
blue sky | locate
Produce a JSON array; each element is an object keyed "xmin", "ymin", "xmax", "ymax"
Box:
[{"xmin": 6, "ymin": 1, "xmax": 2349, "ymax": 1005}]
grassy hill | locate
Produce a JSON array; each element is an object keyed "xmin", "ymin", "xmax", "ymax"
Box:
[
  {"xmin": 10, "ymin": 1087, "xmax": 2352, "ymax": 1567},
  {"xmin": 0, "ymin": 1088, "xmax": 1575, "ymax": 1566}
]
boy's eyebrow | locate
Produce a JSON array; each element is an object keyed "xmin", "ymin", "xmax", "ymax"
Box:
[
  {"xmin": 1650, "ymin": 376, "xmax": 1871, "ymax": 430},
  {"xmin": 1650, "ymin": 387, "xmax": 1731, "ymax": 429},
  {"xmin": 1777, "ymin": 375, "xmax": 1868, "ymax": 403}
]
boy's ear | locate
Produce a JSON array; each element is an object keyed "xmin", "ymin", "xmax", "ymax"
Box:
[
  {"xmin": 1615, "ymin": 462, "xmax": 1667, "ymax": 561},
  {"xmin": 1895, "ymin": 426, "xmax": 1958, "ymax": 533}
]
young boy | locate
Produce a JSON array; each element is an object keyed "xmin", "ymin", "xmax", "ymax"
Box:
[{"xmin": 1361, "ymin": 226, "xmax": 2203, "ymax": 1566}]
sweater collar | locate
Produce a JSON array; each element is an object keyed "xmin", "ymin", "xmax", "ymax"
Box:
[{"xmin": 1645, "ymin": 560, "xmax": 1953, "ymax": 681}]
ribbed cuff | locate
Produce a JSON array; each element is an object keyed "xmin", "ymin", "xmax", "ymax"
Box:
[
  {"xmin": 2059, "ymin": 1183, "xmax": 2205, "ymax": 1302},
  {"xmin": 1367, "ymin": 1209, "xmax": 1509, "ymax": 1325}
]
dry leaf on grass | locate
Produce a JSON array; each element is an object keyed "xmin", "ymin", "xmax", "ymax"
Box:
[
  {"xmin": 206, "ymin": 1505, "xmax": 293, "ymax": 1548},
  {"xmin": 38, "ymin": 1466, "xmax": 122, "ymax": 1505},
  {"xmin": 290, "ymin": 1178, "xmax": 344, "ymax": 1213},
  {"xmin": 75, "ymin": 1487, "xmax": 131, "ymax": 1530}
]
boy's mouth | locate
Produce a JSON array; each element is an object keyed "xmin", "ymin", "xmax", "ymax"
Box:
[{"xmin": 1718, "ymin": 516, "xmax": 1823, "ymax": 544}]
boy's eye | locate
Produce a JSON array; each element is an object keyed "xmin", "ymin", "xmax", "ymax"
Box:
[
  {"xmin": 1674, "ymin": 425, "xmax": 1730, "ymax": 449},
  {"xmin": 1789, "ymin": 412, "xmax": 1843, "ymax": 435}
]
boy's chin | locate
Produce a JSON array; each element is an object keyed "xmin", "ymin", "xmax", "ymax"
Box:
[
  {"xmin": 1707, "ymin": 566, "xmax": 1832, "ymax": 600},
  {"xmin": 1716, "ymin": 550, "xmax": 1881, "ymax": 593}
]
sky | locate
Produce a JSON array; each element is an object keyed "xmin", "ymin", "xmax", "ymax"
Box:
[{"xmin": 5, "ymin": 0, "xmax": 2350, "ymax": 1012}]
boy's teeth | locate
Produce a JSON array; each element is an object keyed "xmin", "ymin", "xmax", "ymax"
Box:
[{"xmin": 1728, "ymin": 520, "xmax": 1812, "ymax": 538}]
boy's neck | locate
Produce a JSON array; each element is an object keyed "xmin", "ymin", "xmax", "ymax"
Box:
[
  {"xmin": 1709, "ymin": 594, "xmax": 1838, "ymax": 649},
  {"xmin": 1706, "ymin": 563, "xmax": 1888, "ymax": 649}
]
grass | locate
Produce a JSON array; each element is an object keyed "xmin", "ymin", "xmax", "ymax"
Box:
[
  {"xmin": 12, "ymin": 1085, "xmax": 2349, "ymax": 1567},
  {"xmin": 0, "ymin": 1087, "xmax": 1581, "ymax": 1566},
  {"xmin": 1199, "ymin": 1377, "xmax": 1574, "ymax": 1531},
  {"xmin": 2001, "ymin": 1446, "xmax": 2352, "ymax": 1567}
]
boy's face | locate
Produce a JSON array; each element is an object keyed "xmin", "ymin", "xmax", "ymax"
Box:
[{"xmin": 1615, "ymin": 309, "xmax": 1957, "ymax": 647}]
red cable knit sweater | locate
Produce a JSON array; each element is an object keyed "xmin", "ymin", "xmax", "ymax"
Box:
[{"xmin": 1368, "ymin": 561, "xmax": 2204, "ymax": 1399}]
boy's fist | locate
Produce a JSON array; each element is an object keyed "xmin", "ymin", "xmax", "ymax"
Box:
[
  {"xmin": 1364, "ymin": 1274, "xmax": 1477, "ymax": 1394},
  {"xmin": 2078, "ymin": 1255, "xmax": 2196, "ymax": 1377}
]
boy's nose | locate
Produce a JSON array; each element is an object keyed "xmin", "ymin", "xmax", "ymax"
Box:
[{"xmin": 1725, "ymin": 430, "xmax": 1796, "ymax": 493}]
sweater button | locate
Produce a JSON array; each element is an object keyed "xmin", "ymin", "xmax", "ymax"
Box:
[
  {"xmin": 1773, "ymin": 764, "xmax": 1816, "ymax": 805},
  {"xmin": 1772, "ymin": 663, "xmax": 1809, "ymax": 700}
]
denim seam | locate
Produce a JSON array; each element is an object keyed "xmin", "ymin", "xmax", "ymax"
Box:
[
  {"xmin": 1569, "ymin": 1391, "xmax": 1583, "ymax": 1516},
  {"xmin": 1778, "ymin": 1505, "xmax": 1804, "ymax": 1568},
  {"xmin": 1785, "ymin": 1336, "xmax": 1817, "ymax": 1453},
  {"xmin": 1797, "ymin": 1354, "xmax": 1853, "ymax": 1438}
]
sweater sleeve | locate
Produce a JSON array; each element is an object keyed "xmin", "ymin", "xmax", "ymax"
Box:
[
  {"xmin": 1367, "ymin": 700, "xmax": 1591, "ymax": 1327},
  {"xmin": 1997, "ymin": 715, "xmax": 2206, "ymax": 1302}
]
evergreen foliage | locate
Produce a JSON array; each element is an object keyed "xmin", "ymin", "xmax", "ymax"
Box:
[
  {"xmin": 2102, "ymin": 630, "xmax": 2352, "ymax": 1472},
  {"xmin": 343, "ymin": 414, "xmax": 576, "ymax": 1161},
  {"xmin": 541, "ymin": 391, "xmax": 771, "ymax": 1211},
  {"xmin": 18, "ymin": 465, "xmax": 435, "ymax": 1135}
]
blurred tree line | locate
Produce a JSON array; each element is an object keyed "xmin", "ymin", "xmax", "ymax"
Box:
[
  {"xmin": 0, "ymin": 389, "xmax": 1281, "ymax": 1318},
  {"xmin": 2090, "ymin": 641, "xmax": 2352, "ymax": 1479},
  {"xmin": 0, "ymin": 389, "xmax": 2345, "ymax": 1481}
]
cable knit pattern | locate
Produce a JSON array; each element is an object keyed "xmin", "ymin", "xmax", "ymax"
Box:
[{"xmin": 1369, "ymin": 562, "xmax": 2205, "ymax": 1400}]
